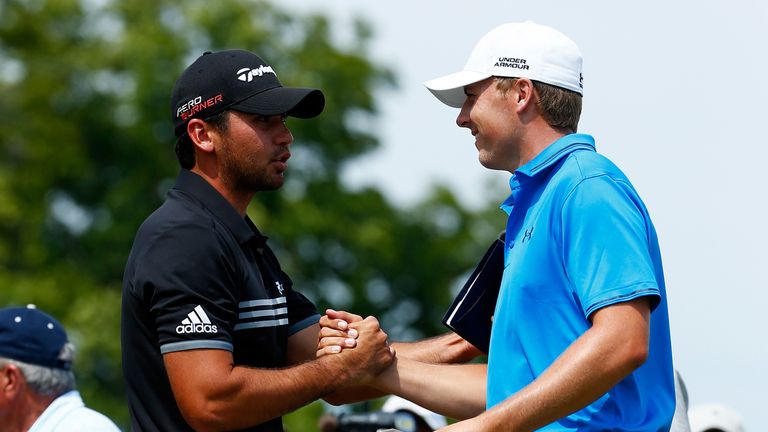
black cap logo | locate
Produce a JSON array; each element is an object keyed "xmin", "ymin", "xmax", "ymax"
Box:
[{"xmin": 236, "ymin": 65, "xmax": 276, "ymax": 83}]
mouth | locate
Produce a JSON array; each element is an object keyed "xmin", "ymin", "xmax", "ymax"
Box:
[{"xmin": 273, "ymin": 152, "xmax": 291, "ymax": 171}]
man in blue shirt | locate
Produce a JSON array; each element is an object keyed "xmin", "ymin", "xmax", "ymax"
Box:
[{"xmin": 319, "ymin": 21, "xmax": 675, "ymax": 431}]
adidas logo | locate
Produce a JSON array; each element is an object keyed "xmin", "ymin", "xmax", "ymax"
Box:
[
  {"xmin": 236, "ymin": 65, "xmax": 275, "ymax": 82},
  {"xmin": 176, "ymin": 305, "xmax": 218, "ymax": 334}
]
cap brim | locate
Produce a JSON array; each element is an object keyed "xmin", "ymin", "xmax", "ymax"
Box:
[
  {"xmin": 233, "ymin": 87, "xmax": 325, "ymax": 119},
  {"xmin": 423, "ymin": 70, "xmax": 491, "ymax": 108}
]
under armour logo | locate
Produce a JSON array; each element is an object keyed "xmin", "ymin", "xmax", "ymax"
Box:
[
  {"xmin": 275, "ymin": 281, "xmax": 284, "ymax": 295},
  {"xmin": 522, "ymin": 226, "xmax": 534, "ymax": 243}
]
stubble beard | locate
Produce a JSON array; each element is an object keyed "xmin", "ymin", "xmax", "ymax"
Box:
[{"xmin": 219, "ymin": 137, "xmax": 284, "ymax": 194}]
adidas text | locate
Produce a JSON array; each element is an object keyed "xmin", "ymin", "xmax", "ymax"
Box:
[
  {"xmin": 176, "ymin": 323, "xmax": 218, "ymax": 334},
  {"xmin": 176, "ymin": 305, "xmax": 218, "ymax": 334}
]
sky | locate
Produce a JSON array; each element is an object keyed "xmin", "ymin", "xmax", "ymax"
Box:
[{"xmin": 281, "ymin": 1, "xmax": 768, "ymax": 429}]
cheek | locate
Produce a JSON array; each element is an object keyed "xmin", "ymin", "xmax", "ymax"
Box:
[
  {"xmin": 470, "ymin": 99, "xmax": 498, "ymax": 128},
  {"xmin": 477, "ymin": 116, "xmax": 506, "ymax": 141}
]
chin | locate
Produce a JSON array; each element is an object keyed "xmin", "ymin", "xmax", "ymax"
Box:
[
  {"xmin": 478, "ymin": 157, "xmax": 506, "ymax": 172},
  {"xmin": 269, "ymin": 177, "xmax": 286, "ymax": 190},
  {"xmin": 478, "ymin": 154, "xmax": 494, "ymax": 169}
]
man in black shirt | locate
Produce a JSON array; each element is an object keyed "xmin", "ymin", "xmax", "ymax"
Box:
[{"xmin": 121, "ymin": 50, "xmax": 397, "ymax": 432}]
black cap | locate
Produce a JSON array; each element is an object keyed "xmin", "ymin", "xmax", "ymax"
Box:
[
  {"xmin": 0, "ymin": 305, "xmax": 73, "ymax": 370},
  {"xmin": 171, "ymin": 49, "xmax": 325, "ymax": 137}
]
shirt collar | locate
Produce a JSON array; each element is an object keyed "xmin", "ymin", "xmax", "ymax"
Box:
[
  {"xmin": 173, "ymin": 169, "xmax": 260, "ymax": 245},
  {"xmin": 28, "ymin": 391, "xmax": 83, "ymax": 432},
  {"xmin": 516, "ymin": 133, "xmax": 595, "ymax": 178},
  {"xmin": 501, "ymin": 133, "xmax": 595, "ymax": 212}
]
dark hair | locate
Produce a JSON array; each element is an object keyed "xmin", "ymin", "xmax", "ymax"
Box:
[
  {"xmin": 495, "ymin": 77, "xmax": 582, "ymax": 133},
  {"xmin": 174, "ymin": 110, "xmax": 230, "ymax": 169}
]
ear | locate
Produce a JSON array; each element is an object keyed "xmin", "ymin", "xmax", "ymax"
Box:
[
  {"xmin": 186, "ymin": 118, "xmax": 216, "ymax": 154},
  {"xmin": 513, "ymin": 78, "xmax": 537, "ymax": 112},
  {"xmin": 0, "ymin": 364, "xmax": 24, "ymax": 398}
]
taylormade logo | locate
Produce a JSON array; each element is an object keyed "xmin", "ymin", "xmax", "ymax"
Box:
[
  {"xmin": 237, "ymin": 65, "xmax": 275, "ymax": 82},
  {"xmin": 176, "ymin": 305, "xmax": 218, "ymax": 334}
]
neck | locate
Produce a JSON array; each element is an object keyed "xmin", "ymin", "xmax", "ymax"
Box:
[
  {"xmin": 6, "ymin": 390, "xmax": 57, "ymax": 432},
  {"xmin": 190, "ymin": 165, "xmax": 253, "ymax": 217},
  {"xmin": 513, "ymin": 123, "xmax": 569, "ymax": 171}
]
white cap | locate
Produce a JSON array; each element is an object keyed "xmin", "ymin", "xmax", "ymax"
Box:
[
  {"xmin": 689, "ymin": 403, "xmax": 745, "ymax": 432},
  {"xmin": 381, "ymin": 396, "xmax": 447, "ymax": 430},
  {"xmin": 424, "ymin": 21, "xmax": 583, "ymax": 108}
]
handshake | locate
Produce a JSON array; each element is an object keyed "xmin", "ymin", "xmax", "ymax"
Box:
[
  {"xmin": 312, "ymin": 308, "xmax": 486, "ymax": 432},
  {"xmin": 315, "ymin": 309, "xmax": 396, "ymax": 387}
]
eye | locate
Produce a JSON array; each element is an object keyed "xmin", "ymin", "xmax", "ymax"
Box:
[{"xmin": 254, "ymin": 114, "xmax": 287, "ymax": 125}]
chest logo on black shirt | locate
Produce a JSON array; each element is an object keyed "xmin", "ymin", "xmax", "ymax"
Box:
[
  {"xmin": 176, "ymin": 305, "xmax": 219, "ymax": 334},
  {"xmin": 275, "ymin": 281, "xmax": 285, "ymax": 295}
]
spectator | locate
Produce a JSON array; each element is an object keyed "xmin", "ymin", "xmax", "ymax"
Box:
[
  {"xmin": 689, "ymin": 403, "xmax": 745, "ymax": 432},
  {"xmin": 0, "ymin": 304, "xmax": 120, "ymax": 432}
]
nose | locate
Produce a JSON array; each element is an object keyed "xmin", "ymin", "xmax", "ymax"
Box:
[
  {"xmin": 456, "ymin": 102, "xmax": 471, "ymax": 129},
  {"xmin": 277, "ymin": 123, "xmax": 293, "ymax": 147}
]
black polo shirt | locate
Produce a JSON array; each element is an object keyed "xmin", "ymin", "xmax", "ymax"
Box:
[{"xmin": 121, "ymin": 169, "xmax": 319, "ymax": 432}]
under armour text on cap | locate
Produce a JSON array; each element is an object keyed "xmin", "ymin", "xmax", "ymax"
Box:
[
  {"xmin": 0, "ymin": 305, "xmax": 73, "ymax": 370},
  {"xmin": 171, "ymin": 49, "xmax": 325, "ymax": 137},
  {"xmin": 424, "ymin": 22, "xmax": 583, "ymax": 108}
]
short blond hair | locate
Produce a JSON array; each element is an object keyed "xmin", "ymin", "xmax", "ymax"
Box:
[{"xmin": 495, "ymin": 77, "xmax": 582, "ymax": 133}]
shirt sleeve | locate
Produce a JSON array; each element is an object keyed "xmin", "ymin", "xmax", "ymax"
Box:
[
  {"xmin": 257, "ymin": 241, "xmax": 320, "ymax": 336},
  {"xmin": 286, "ymin": 287, "xmax": 320, "ymax": 336},
  {"xmin": 560, "ymin": 174, "xmax": 661, "ymax": 318},
  {"xmin": 137, "ymin": 221, "xmax": 239, "ymax": 354}
]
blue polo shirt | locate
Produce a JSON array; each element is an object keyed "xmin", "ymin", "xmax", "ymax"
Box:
[{"xmin": 486, "ymin": 134, "xmax": 674, "ymax": 431}]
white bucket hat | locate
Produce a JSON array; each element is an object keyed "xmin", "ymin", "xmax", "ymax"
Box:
[
  {"xmin": 689, "ymin": 403, "xmax": 745, "ymax": 432},
  {"xmin": 424, "ymin": 21, "xmax": 583, "ymax": 108},
  {"xmin": 381, "ymin": 396, "xmax": 447, "ymax": 430}
]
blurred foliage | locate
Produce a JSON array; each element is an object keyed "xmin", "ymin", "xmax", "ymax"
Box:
[{"xmin": 0, "ymin": 0, "xmax": 504, "ymax": 430}]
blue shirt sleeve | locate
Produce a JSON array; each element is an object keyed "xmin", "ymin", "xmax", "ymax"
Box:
[{"xmin": 560, "ymin": 174, "xmax": 661, "ymax": 318}]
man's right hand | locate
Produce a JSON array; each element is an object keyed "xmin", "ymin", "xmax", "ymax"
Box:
[
  {"xmin": 317, "ymin": 309, "xmax": 364, "ymax": 356},
  {"xmin": 317, "ymin": 310, "xmax": 394, "ymax": 384},
  {"xmin": 333, "ymin": 315, "xmax": 394, "ymax": 384}
]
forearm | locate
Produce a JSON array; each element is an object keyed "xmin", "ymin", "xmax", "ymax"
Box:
[
  {"xmin": 323, "ymin": 332, "xmax": 481, "ymax": 405},
  {"xmin": 177, "ymin": 355, "xmax": 349, "ymax": 431},
  {"xmin": 393, "ymin": 332, "xmax": 482, "ymax": 364},
  {"xmin": 474, "ymin": 301, "xmax": 650, "ymax": 431},
  {"xmin": 319, "ymin": 311, "xmax": 480, "ymax": 364},
  {"xmin": 373, "ymin": 357, "xmax": 487, "ymax": 420},
  {"xmin": 168, "ymin": 315, "xmax": 394, "ymax": 432}
]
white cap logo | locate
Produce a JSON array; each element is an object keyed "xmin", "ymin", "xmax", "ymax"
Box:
[{"xmin": 236, "ymin": 65, "xmax": 276, "ymax": 82}]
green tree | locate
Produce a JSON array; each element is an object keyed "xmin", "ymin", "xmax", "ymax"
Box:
[{"xmin": 0, "ymin": 0, "xmax": 503, "ymax": 429}]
